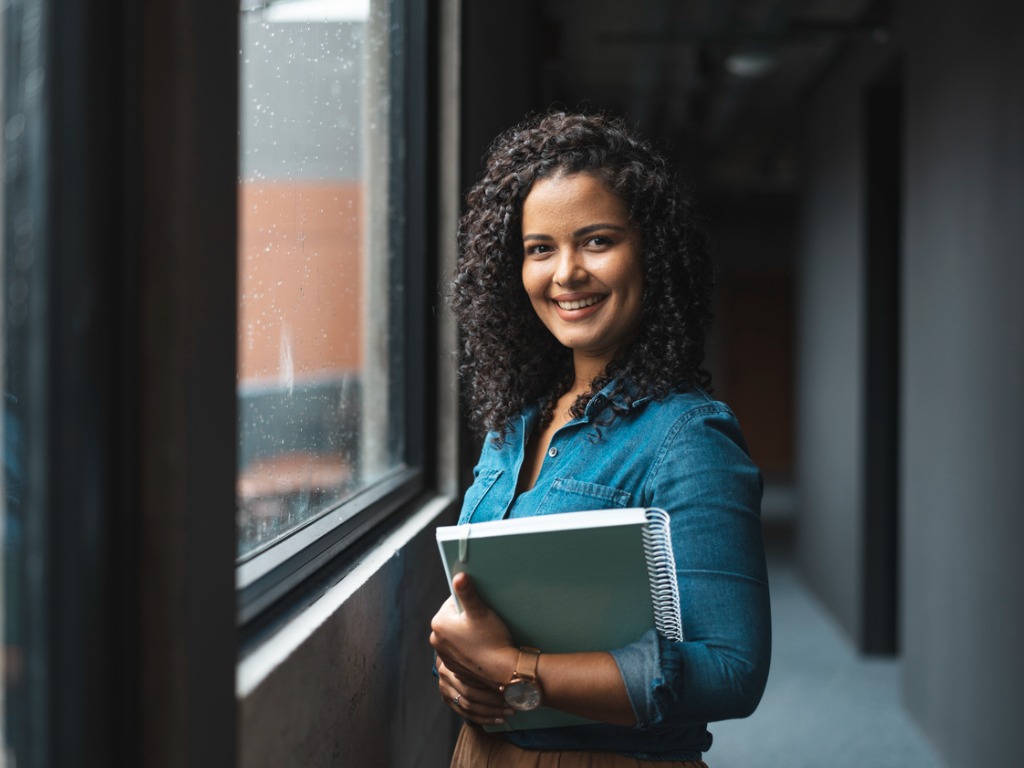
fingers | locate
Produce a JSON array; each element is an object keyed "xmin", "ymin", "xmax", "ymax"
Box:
[
  {"xmin": 437, "ymin": 659, "xmax": 514, "ymax": 727},
  {"xmin": 428, "ymin": 597, "xmax": 458, "ymax": 639},
  {"xmin": 443, "ymin": 690, "xmax": 513, "ymax": 726},
  {"xmin": 428, "ymin": 597, "xmax": 463, "ymax": 652},
  {"xmin": 437, "ymin": 658, "xmax": 495, "ymax": 695},
  {"xmin": 431, "ymin": 588, "xmax": 516, "ymax": 690},
  {"xmin": 452, "ymin": 572, "xmax": 483, "ymax": 617}
]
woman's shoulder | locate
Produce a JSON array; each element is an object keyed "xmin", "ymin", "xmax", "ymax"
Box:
[
  {"xmin": 642, "ymin": 388, "xmax": 758, "ymax": 482},
  {"xmin": 647, "ymin": 386, "xmax": 737, "ymax": 421},
  {"xmin": 631, "ymin": 386, "xmax": 752, "ymax": 454}
]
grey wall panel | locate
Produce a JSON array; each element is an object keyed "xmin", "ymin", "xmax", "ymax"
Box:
[
  {"xmin": 900, "ymin": 1, "xmax": 1024, "ymax": 764},
  {"xmin": 796, "ymin": 43, "xmax": 885, "ymax": 646},
  {"xmin": 239, "ymin": 503, "xmax": 459, "ymax": 768}
]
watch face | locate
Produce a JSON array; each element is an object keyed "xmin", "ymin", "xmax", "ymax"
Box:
[{"xmin": 503, "ymin": 680, "xmax": 542, "ymax": 711}]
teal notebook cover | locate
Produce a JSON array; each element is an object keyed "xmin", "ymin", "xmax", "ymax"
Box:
[{"xmin": 435, "ymin": 507, "xmax": 681, "ymax": 732}]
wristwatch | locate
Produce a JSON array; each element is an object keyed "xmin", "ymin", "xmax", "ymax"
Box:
[{"xmin": 501, "ymin": 647, "xmax": 543, "ymax": 711}]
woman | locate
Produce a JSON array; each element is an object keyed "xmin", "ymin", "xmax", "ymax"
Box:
[{"xmin": 430, "ymin": 111, "xmax": 771, "ymax": 766}]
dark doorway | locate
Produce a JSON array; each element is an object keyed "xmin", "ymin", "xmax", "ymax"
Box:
[{"xmin": 862, "ymin": 58, "xmax": 902, "ymax": 655}]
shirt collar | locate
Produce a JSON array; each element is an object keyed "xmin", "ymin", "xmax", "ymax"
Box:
[
  {"xmin": 583, "ymin": 378, "xmax": 654, "ymax": 419},
  {"xmin": 516, "ymin": 378, "xmax": 656, "ymax": 434}
]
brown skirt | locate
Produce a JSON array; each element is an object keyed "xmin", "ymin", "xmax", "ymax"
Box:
[{"xmin": 451, "ymin": 723, "xmax": 710, "ymax": 768}]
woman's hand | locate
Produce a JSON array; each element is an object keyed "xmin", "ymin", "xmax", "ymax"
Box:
[
  {"xmin": 430, "ymin": 573, "xmax": 518, "ymax": 725},
  {"xmin": 436, "ymin": 657, "xmax": 513, "ymax": 726},
  {"xmin": 431, "ymin": 573, "xmax": 636, "ymax": 727}
]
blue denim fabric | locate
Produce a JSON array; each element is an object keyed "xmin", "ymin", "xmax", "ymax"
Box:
[{"xmin": 457, "ymin": 383, "xmax": 771, "ymax": 761}]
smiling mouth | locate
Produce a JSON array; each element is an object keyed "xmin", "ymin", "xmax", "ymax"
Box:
[{"xmin": 555, "ymin": 295, "xmax": 606, "ymax": 311}]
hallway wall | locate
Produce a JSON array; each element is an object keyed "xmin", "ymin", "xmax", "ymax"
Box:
[
  {"xmin": 796, "ymin": 1, "xmax": 1024, "ymax": 764},
  {"xmin": 795, "ymin": 39, "xmax": 890, "ymax": 648},
  {"xmin": 899, "ymin": 1, "xmax": 1024, "ymax": 765}
]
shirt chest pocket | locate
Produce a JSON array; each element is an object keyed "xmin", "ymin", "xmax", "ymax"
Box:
[
  {"xmin": 459, "ymin": 468, "xmax": 504, "ymax": 523},
  {"xmin": 537, "ymin": 476, "xmax": 632, "ymax": 514}
]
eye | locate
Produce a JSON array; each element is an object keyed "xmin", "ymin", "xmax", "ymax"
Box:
[
  {"xmin": 524, "ymin": 243, "xmax": 553, "ymax": 257},
  {"xmin": 584, "ymin": 235, "xmax": 613, "ymax": 249}
]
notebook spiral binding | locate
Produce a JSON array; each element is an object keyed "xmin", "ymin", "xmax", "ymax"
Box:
[{"xmin": 642, "ymin": 508, "xmax": 684, "ymax": 642}]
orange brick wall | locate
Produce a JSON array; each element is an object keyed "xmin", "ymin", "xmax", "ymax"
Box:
[{"xmin": 237, "ymin": 181, "xmax": 365, "ymax": 384}]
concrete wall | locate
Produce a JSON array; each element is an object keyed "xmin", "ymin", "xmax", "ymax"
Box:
[
  {"xmin": 238, "ymin": 500, "xmax": 459, "ymax": 768},
  {"xmin": 899, "ymin": 1, "xmax": 1024, "ymax": 765},
  {"xmin": 797, "ymin": 1, "xmax": 1024, "ymax": 763}
]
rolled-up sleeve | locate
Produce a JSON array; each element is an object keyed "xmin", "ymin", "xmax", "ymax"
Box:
[{"xmin": 610, "ymin": 404, "xmax": 771, "ymax": 728}]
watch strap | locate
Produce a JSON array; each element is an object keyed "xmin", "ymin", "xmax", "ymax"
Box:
[{"xmin": 516, "ymin": 646, "xmax": 540, "ymax": 681}]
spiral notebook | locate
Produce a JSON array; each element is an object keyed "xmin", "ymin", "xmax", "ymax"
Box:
[{"xmin": 436, "ymin": 507, "xmax": 682, "ymax": 731}]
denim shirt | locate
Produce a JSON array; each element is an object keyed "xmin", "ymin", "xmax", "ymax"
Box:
[{"xmin": 458, "ymin": 383, "xmax": 771, "ymax": 761}]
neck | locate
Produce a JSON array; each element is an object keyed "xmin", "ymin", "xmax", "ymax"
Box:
[{"xmin": 571, "ymin": 352, "xmax": 612, "ymax": 392}]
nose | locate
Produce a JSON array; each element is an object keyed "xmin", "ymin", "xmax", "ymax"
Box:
[{"xmin": 552, "ymin": 247, "xmax": 586, "ymax": 287}]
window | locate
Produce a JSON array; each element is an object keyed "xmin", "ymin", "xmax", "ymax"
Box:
[{"xmin": 236, "ymin": 0, "xmax": 430, "ymax": 621}]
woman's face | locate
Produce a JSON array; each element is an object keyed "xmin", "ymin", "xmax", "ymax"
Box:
[{"xmin": 521, "ymin": 172, "xmax": 644, "ymax": 370}]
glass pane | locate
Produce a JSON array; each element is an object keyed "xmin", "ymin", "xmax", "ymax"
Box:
[
  {"xmin": 3, "ymin": 0, "xmax": 43, "ymax": 759},
  {"xmin": 237, "ymin": 0, "xmax": 405, "ymax": 560}
]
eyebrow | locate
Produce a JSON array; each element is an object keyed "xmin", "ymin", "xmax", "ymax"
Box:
[{"xmin": 522, "ymin": 223, "xmax": 628, "ymax": 241}]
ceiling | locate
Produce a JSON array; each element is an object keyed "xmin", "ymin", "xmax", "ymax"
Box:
[{"xmin": 534, "ymin": 0, "xmax": 893, "ymax": 193}]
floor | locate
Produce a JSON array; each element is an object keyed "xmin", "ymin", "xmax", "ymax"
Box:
[{"xmin": 705, "ymin": 538, "xmax": 947, "ymax": 768}]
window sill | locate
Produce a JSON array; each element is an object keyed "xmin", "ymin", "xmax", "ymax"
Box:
[{"xmin": 236, "ymin": 492, "xmax": 457, "ymax": 699}]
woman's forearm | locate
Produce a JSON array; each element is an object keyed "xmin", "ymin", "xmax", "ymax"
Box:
[
  {"xmin": 468, "ymin": 645, "xmax": 637, "ymax": 727},
  {"xmin": 533, "ymin": 650, "xmax": 636, "ymax": 726}
]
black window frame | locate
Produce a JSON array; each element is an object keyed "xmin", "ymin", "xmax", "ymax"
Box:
[{"xmin": 5, "ymin": 0, "xmax": 242, "ymax": 763}]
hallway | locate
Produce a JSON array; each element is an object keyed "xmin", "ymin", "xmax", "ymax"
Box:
[{"xmin": 708, "ymin": 538, "xmax": 946, "ymax": 768}]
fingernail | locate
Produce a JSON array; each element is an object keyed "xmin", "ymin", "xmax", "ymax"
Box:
[{"xmin": 493, "ymin": 718, "xmax": 504, "ymax": 725}]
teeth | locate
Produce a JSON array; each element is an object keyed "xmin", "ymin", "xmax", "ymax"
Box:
[{"xmin": 556, "ymin": 295, "xmax": 604, "ymax": 310}]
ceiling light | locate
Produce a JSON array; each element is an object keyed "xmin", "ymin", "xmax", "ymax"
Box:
[
  {"xmin": 263, "ymin": 0, "xmax": 370, "ymax": 23},
  {"xmin": 724, "ymin": 51, "xmax": 779, "ymax": 79}
]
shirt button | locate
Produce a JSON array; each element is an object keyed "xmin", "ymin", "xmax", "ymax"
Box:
[{"xmin": 548, "ymin": 447, "xmax": 558, "ymax": 458}]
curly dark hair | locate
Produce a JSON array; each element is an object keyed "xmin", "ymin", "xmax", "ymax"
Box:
[{"xmin": 451, "ymin": 111, "xmax": 713, "ymax": 438}]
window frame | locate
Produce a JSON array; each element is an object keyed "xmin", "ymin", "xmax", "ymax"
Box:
[
  {"xmin": 5, "ymin": 0, "xmax": 242, "ymax": 763},
  {"xmin": 234, "ymin": 0, "xmax": 436, "ymax": 626}
]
